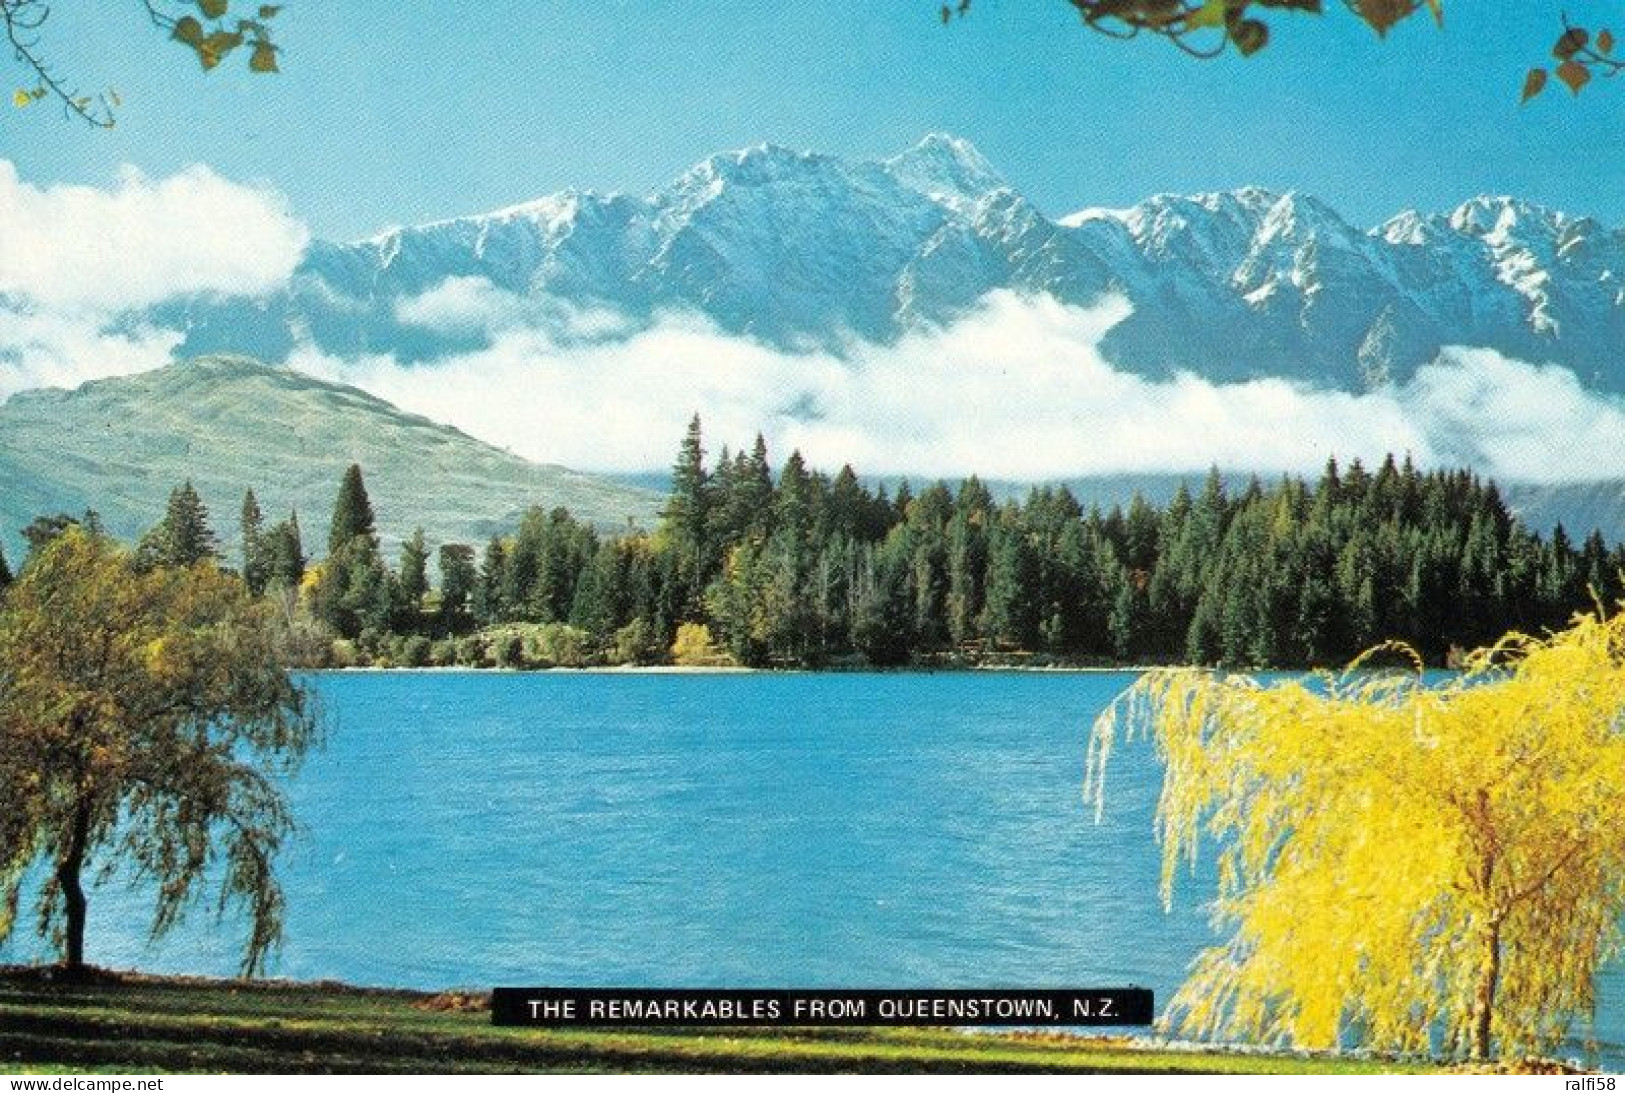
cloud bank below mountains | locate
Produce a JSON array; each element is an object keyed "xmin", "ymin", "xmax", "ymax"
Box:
[
  {"xmin": 2, "ymin": 159, "xmax": 1623, "ymax": 486},
  {"xmin": 304, "ymin": 287, "xmax": 1625, "ymax": 484}
]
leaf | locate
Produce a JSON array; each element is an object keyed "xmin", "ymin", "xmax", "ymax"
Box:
[
  {"xmin": 12, "ymin": 89, "xmax": 30, "ymax": 109},
  {"xmin": 249, "ymin": 41, "xmax": 279, "ymax": 74},
  {"xmin": 172, "ymin": 16, "xmax": 204, "ymax": 46},
  {"xmin": 1188, "ymin": 0, "xmax": 1227, "ymax": 31},
  {"xmin": 205, "ymin": 30, "xmax": 244, "ymax": 54},
  {"xmin": 199, "ymin": 0, "xmax": 229, "ymax": 17},
  {"xmin": 1232, "ymin": 17, "xmax": 1268, "ymax": 55},
  {"xmin": 1599, "ymin": 29, "xmax": 1615, "ymax": 55},
  {"xmin": 1521, "ymin": 67, "xmax": 1548, "ymax": 103},
  {"xmin": 1554, "ymin": 27, "xmax": 1589, "ymax": 60},
  {"xmin": 258, "ymin": 4, "xmax": 282, "ymax": 16},
  {"xmin": 1422, "ymin": 0, "xmax": 1443, "ymax": 26},
  {"xmin": 1358, "ymin": 0, "xmax": 1412, "ymax": 38},
  {"xmin": 1556, "ymin": 58, "xmax": 1592, "ymax": 95}
]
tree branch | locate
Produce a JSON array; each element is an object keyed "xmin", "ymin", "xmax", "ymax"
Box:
[{"xmin": 1, "ymin": 0, "xmax": 114, "ymax": 128}]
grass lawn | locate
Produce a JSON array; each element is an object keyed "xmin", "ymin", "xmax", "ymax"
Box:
[{"xmin": 0, "ymin": 968, "xmax": 1439, "ymax": 1075}]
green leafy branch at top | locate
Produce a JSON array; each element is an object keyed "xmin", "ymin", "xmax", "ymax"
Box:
[{"xmin": 5, "ymin": 0, "xmax": 282, "ymax": 129}]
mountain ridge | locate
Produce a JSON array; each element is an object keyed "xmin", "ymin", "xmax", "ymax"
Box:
[{"xmin": 155, "ymin": 133, "xmax": 1625, "ymax": 394}]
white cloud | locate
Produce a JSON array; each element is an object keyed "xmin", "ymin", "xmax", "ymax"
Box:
[
  {"xmin": 0, "ymin": 160, "xmax": 307, "ymax": 312},
  {"xmin": 1, "ymin": 156, "xmax": 1620, "ymax": 490},
  {"xmin": 0, "ymin": 306, "xmax": 182, "ymax": 402},
  {"xmin": 1404, "ymin": 348, "xmax": 1625, "ymax": 483},
  {"xmin": 395, "ymin": 275, "xmax": 636, "ymax": 340},
  {"xmin": 0, "ymin": 160, "xmax": 308, "ymax": 404},
  {"xmin": 290, "ymin": 289, "xmax": 1625, "ymax": 484},
  {"xmin": 395, "ymin": 276, "xmax": 524, "ymax": 333}
]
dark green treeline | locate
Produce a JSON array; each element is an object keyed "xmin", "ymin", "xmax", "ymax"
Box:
[
  {"xmin": 278, "ymin": 416, "xmax": 1623, "ymax": 669},
  {"xmin": 77, "ymin": 417, "xmax": 1623, "ymax": 670}
]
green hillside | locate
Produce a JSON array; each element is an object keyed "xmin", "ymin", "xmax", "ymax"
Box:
[{"xmin": 0, "ymin": 357, "xmax": 662, "ymax": 561}]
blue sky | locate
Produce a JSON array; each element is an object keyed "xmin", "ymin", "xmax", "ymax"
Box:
[{"xmin": 7, "ymin": 0, "xmax": 1623, "ymax": 239}]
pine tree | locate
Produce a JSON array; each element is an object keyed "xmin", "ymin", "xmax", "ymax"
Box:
[
  {"xmin": 1109, "ymin": 562, "xmax": 1150, "ymax": 663},
  {"xmin": 328, "ymin": 464, "xmax": 377, "ymax": 554},
  {"xmin": 137, "ymin": 482, "xmax": 221, "ymax": 569},
  {"xmin": 399, "ymin": 528, "xmax": 429, "ymax": 608},
  {"xmin": 893, "ymin": 479, "xmax": 914, "ymax": 523},
  {"xmin": 981, "ymin": 510, "xmax": 1039, "ymax": 650},
  {"xmin": 945, "ymin": 479, "xmax": 991, "ymax": 646},
  {"xmin": 240, "ymin": 489, "xmax": 269, "ymax": 596},
  {"xmin": 851, "ymin": 541, "xmax": 915, "ymax": 666},
  {"xmin": 437, "ymin": 544, "xmax": 477, "ymax": 631},
  {"xmin": 662, "ymin": 414, "xmax": 712, "ymax": 615},
  {"xmin": 267, "ymin": 511, "xmax": 305, "ymax": 592},
  {"xmin": 474, "ymin": 536, "xmax": 508, "ymax": 625},
  {"xmin": 569, "ymin": 540, "xmax": 628, "ymax": 644},
  {"xmin": 827, "ymin": 464, "xmax": 868, "ymax": 542},
  {"xmin": 0, "ymin": 543, "xmax": 11, "ymax": 592},
  {"xmin": 1123, "ymin": 493, "xmax": 1160, "ymax": 573}
]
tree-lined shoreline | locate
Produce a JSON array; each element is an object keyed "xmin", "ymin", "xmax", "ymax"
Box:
[{"xmin": 11, "ymin": 416, "xmax": 1620, "ymax": 674}]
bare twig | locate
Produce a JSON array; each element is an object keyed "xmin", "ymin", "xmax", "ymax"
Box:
[{"xmin": 1, "ymin": 0, "xmax": 115, "ymax": 127}]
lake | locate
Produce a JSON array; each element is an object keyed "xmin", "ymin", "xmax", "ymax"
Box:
[{"xmin": 5, "ymin": 670, "xmax": 1621, "ymax": 1064}]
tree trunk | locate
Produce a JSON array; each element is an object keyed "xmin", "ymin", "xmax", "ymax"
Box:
[
  {"xmin": 55, "ymin": 802, "xmax": 91, "ymax": 976},
  {"xmin": 1470, "ymin": 914, "xmax": 1502, "ymax": 1061}
]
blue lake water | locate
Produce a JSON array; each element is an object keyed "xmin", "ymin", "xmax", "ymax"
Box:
[{"xmin": 5, "ymin": 669, "xmax": 1621, "ymax": 1064}]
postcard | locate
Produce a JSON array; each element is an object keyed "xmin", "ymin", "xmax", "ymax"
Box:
[{"xmin": 0, "ymin": 0, "xmax": 1621, "ymax": 1080}]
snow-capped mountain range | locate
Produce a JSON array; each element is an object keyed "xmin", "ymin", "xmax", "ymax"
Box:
[{"xmin": 166, "ymin": 133, "xmax": 1625, "ymax": 393}]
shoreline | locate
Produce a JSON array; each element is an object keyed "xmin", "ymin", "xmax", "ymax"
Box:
[{"xmin": 302, "ymin": 662, "xmax": 1177, "ymax": 676}]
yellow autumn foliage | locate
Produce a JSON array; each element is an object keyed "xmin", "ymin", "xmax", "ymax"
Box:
[{"xmin": 1086, "ymin": 610, "xmax": 1625, "ymax": 1062}]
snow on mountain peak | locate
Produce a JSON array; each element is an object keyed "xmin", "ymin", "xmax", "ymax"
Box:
[
  {"xmin": 1256, "ymin": 191, "xmax": 1353, "ymax": 243},
  {"xmin": 884, "ymin": 132, "xmax": 1006, "ymax": 210},
  {"xmin": 1376, "ymin": 209, "xmax": 1430, "ymax": 246},
  {"xmin": 678, "ymin": 142, "xmax": 835, "ymax": 191},
  {"xmin": 190, "ymin": 136, "xmax": 1625, "ymax": 401},
  {"xmin": 1448, "ymin": 195, "xmax": 1566, "ymax": 241}
]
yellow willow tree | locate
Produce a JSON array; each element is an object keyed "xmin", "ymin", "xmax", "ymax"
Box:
[{"xmin": 1086, "ymin": 615, "xmax": 1625, "ymax": 1063}]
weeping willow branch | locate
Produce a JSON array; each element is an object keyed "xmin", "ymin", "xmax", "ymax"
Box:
[{"xmin": 1087, "ymin": 608, "xmax": 1625, "ymax": 1062}]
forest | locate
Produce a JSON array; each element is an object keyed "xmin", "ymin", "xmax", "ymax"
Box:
[{"xmin": 12, "ymin": 416, "xmax": 1619, "ymax": 671}]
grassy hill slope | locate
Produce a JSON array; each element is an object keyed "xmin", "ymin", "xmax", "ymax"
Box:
[{"xmin": 0, "ymin": 357, "xmax": 662, "ymax": 560}]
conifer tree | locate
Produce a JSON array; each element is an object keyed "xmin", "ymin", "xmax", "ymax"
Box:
[
  {"xmin": 313, "ymin": 465, "xmax": 391, "ymax": 639},
  {"xmin": 267, "ymin": 511, "xmax": 305, "ymax": 592},
  {"xmin": 328, "ymin": 464, "xmax": 377, "ymax": 554},
  {"xmin": 137, "ymin": 482, "xmax": 221, "ymax": 569},
  {"xmin": 981, "ymin": 509, "xmax": 1039, "ymax": 650},
  {"xmin": 240, "ymin": 489, "xmax": 269, "ymax": 596},
  {"xmin": 399, "ymin": 528, "xmax": 430, "ymax": 608},
  {"xmin": 474, "ymin": 536, "xmax": 508, "ymax": 625},
  {"xmin": 662, "ymin": 414, "xmax": 713, "ymax": 615},
  {"xmin": 852, "ymin": 540, "xmax": 915, "ymax": 666},
  {"xmin": 437, "ymin": 544, "xmax": 477, "ymax": 631}
]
